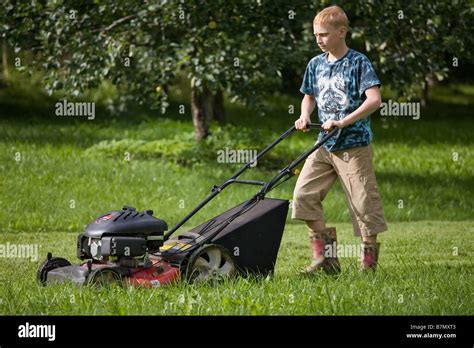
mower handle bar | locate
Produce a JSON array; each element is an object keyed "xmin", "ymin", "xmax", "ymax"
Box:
[{"xmin": 164, "ymin": 123, "xmax": 338, "ymax": 238}]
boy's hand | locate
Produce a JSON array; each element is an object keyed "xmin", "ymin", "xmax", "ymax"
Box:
[
  {"xmin": 321, "ymin": 119, "xmax": 344, "ymax": 131},
  {"xmin": 295, "ymin": 116, "xmax": 311, "ymax": 132}
]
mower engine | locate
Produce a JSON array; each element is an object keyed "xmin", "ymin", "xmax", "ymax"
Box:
[
  {"xmin": 77, "ymin": 205, "xmax": 167, "ymax": 266},
  {"xmin": 38, "ymin": 206, "xmax": 181, "ymax": 287}
]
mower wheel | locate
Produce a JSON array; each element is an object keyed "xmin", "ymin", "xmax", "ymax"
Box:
[
  {"xmin": 86, "ymin": 267, "xmax": 123, "ymax": 288},
  {"xmin": 37, "ymin": 254, "xmax": 71, "ymax": 285},
  {"xmin": 185, "ymin": 244, "xmax": 236, "ymax": 283}
]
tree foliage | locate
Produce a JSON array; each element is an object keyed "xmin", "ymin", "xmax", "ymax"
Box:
[{"xmin": 1, "ymin": 0, "xmax": 473, "ymax": 137}]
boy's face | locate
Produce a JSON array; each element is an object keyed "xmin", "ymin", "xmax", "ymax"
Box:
[{"xmin": 313, "ymin": 23, "xmax": 346, "ymax": 53}]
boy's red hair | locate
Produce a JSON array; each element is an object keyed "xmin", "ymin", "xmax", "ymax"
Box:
[{"xmin": 313, "ymin": 5, "xmax": 349, "ymax": 29}]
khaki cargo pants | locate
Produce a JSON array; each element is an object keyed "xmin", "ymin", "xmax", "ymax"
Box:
[{"xmin": 291, "ymin": 144, "xmax": 388, "ymax": 237}]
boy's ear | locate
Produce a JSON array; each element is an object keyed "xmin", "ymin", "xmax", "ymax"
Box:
[{"xmin": 339, "ymin": 26, "xmax": 347, "ymax": 38}]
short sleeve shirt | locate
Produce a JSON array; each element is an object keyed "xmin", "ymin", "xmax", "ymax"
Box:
[{"xmin": 300, "ymin": 48, "xmax": 381, "ymax": 151}]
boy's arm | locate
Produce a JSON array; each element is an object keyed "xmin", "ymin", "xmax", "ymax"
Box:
[
  {"xmin": 321, "ymin": 86, "xmax": 382, "ymax": 130},
  {"xmin": 295, "ymin": 94, "xmax": 317, "ymax": 132}
]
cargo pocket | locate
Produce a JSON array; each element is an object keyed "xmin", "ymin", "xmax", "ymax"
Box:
[{"xmin": 346, "ymin": 170, "xmax": 380, "ymax": 226}]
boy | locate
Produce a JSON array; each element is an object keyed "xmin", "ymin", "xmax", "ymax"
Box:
[{"xmin": 292, "ymin": 5, "xmax": 387, "ymax": 274}]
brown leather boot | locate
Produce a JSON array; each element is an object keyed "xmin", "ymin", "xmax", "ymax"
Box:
[
  {"xmin": 300, "ymin": 227, "xmax": 341, "ymax": 275},
  {"xmin": 360, "ymin": 242, "xmax": 380, "ymax": 271}
]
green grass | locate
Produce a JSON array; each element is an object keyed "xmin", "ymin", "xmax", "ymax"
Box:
[
  {"xmin": 0, "ymin": 221, "xmax": 472, "ymax": 315},
  {"xmin": 1, "ymin": 101, "xmax": 472, "ymax": 231},
  {"xmin": 0, "ymin": 82, "xmax": 473, "ymax": 315}
]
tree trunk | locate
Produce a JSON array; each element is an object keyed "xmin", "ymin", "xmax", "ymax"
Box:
[
  {"xmin": 421, "ymin": 74, "xmax": 436, "ymax": 107},
  {"xmin": 421, "ymin": 80, "xmax": 429, "ymax": 108},
  {"xmin": 191, "ymin": 84, "xmax": 225, "ymax": 140},
  {"xmin": 213, "ymin": 89, "xmax": 225, "ymax": 124},
  {"xmin": 202, "ymin": 87, "xmax": 214, "ymax": 126},
  {"xmin": 2, "ymin": 37, "xmax": 9, "ymax": 82},
  {"xmin": 191, "ymin": 85, "xmax": 211, "ymax": 141}
]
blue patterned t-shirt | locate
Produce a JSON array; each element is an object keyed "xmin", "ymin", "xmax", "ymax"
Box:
[{"xmin": 300, "ymin": 48, "xmax": 381, "ymax": 152}]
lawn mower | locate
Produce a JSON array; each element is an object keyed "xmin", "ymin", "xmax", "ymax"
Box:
[{"xmin": 37, "ymin": 123, "xmax": 338, "ymax": 287}]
